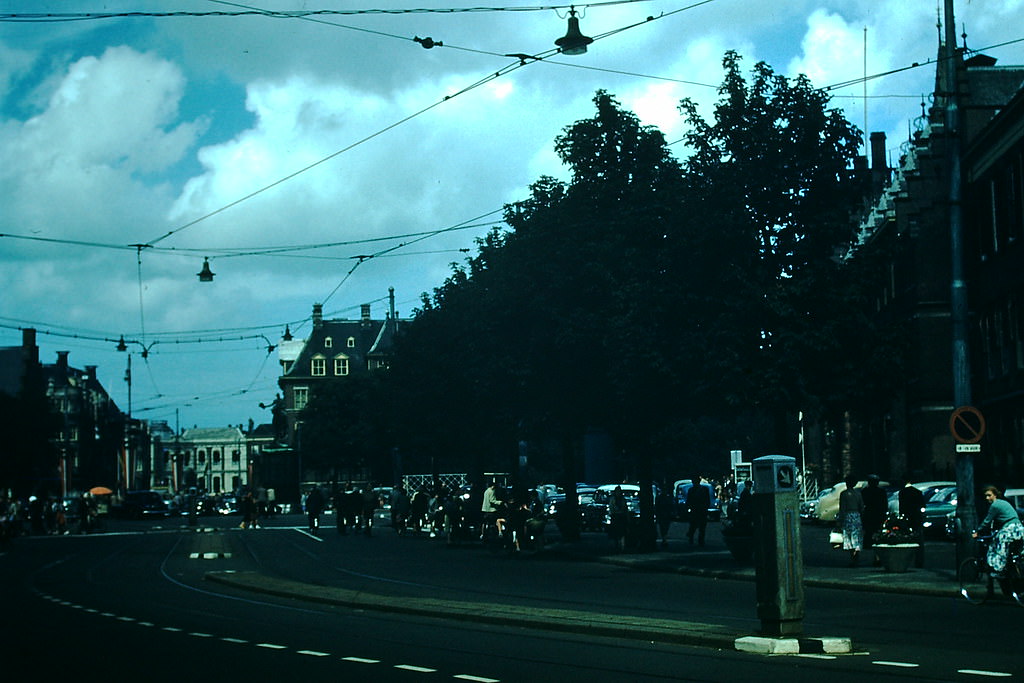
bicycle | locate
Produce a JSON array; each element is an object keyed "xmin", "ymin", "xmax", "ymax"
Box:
[{"xmin": 958, "ymin": 533, "xmax": 1024, "ymax": 606}]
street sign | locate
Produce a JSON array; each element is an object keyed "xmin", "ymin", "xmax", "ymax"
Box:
[
  {"xmin": 949, "ymin": 405, "xmax": 986, "ymax": 444},
  {"xmin": 956, "ymin": 443, "xmax": 981, "ymax": 453}
]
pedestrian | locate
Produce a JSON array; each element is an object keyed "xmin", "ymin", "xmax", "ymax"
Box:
[
  {"xmin": 838, "ymin": 475, "xmax": 864, "ymax": 565},
  {"xmin": 686, "ymin": 476, "xmax": 711, "ymax": 546},
  {"xmin": 333, "ymin": 486, "xmax": 348, "ymax": 535},
  {"xmin": 344, "ymin": 483, "xmax": 361, "ymax": 531},
  {"xmin": 480, "ymin": 480, "xmax": 501, "ymax": 539},
  {"xmin": 410, "ymin": 487, "xmax": 429, "ymax": 533},
  {"xmin": 390, "ymin": 486, "xmax": 410, "ymax": 535},
  {"xmin": 305, "ymin": 486, "xmax": 325, "ymax": 533},
  {"xmin": 973, "ymin": 485, "xmax": 1024, "ymax": 581},
  {"xmin": 240, "ymin": 490, "xmax": 258, "ymax": 529},
  {"xmin": 607, "ymin": 486, "xmax": 629, "ymax": 552},
  {"xmin": 860, "ymin": 474, "xmax": 887, "ymax": 555},
  {"xmin": 654, "ymin": 483, "xmax": 674, "ymax": 548},
  {"xmin": 898, "ymin": 477, "xmax": 926, "ymax": 568},
  {"xmin": 361, "ymin": 483, "xmax": 378, "ymax": 535}
]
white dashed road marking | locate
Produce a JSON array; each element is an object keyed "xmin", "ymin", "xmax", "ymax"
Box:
[
  {"xmin": 396, "ymin": 664, "xmax": 437, "ymax": 673},
  {"xmin": 872, "ymin": 661, "xmax": 919, "ymax": 668},
  {"xmin": 298, "ymin": 650, "xmax": 330, "ymax": 657},
  {"xmin": 343, "ymin": 657, "xmax": 380, "ymax": 664},
  {"xmin": 957, "ymin": 670, "xmax": 1013, "ymax": 678},
  {"xmin": 455, "ymin": 676, "xmax": 501, "ymax": 682}
]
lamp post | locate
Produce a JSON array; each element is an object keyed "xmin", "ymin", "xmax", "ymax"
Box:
[{"xmin": 943, "ymin": 0, "xmax": 976, "ymax": 567}]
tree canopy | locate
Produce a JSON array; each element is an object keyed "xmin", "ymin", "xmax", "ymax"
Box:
[{"xmin": 309, "ymin": 52, "xmax": 891, "ymax": 489}]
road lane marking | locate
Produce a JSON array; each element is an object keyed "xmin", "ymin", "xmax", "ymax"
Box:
[
  {"xmin": 454, "ymin": 676, "xmax": 501, "ymax": 682},
  {"xmin": 872, "ymin": 661, "xmax": 920, "ymax": 668},
  {"xmin": 162, "ymin": 627, "xmax": 184, "ymax": 632},
  {"xmin": 395, "ymin": 665, "xmax": 436, "ymax": 673},
  {"xmin": 256, "ymin": 643, "xmax": 287, "ymax": 649},
  {"xmin": 188, "ymin": 632, "xmax": 213, "ymax": 638},
  {"xmin": 221, "ymin": 637, "xmax": 248, "ymax": 644},
  {"xmin": 298, "ymin": 650, "xmax": 330, "ymax": 657},
  {"xmin": 957, "ymin": 670, "xmax": 1012, "ymax": 678},
  {"xmin": 343, "ymin": 657, "xmax": 380, "ymax": 663}
]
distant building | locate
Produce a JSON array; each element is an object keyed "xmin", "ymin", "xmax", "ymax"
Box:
[
  {"xmin": 276, "ymin": 291, "xmax": 404, "ymax": 451},
  {"xmin": 178, "ymin": 426, "xmax": 248, "ymax": 495},
  {"xmin": 0, "ymin": 328, "xmax": 124, "ymax": 497}
]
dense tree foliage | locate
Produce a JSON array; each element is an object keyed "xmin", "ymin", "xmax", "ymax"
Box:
[{"xmin": 305, "ymin": 53, "xmax": 895, "ymax": 528}]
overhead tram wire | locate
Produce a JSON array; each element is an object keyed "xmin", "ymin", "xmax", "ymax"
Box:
[
  {"xmin": 0, "ymin": 2, "xmax": 661, "ymax": 23},
  {"xmin": 138, "ymin": 0, "xmax": 718, "ymax": 247}
]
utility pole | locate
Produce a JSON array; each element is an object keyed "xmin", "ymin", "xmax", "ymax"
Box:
[{"xmin": 944, "ymin": 0, "xmax": 976, "ymax": 567}]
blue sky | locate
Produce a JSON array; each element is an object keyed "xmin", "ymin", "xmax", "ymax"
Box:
[{"xmin": 2, "ymin": 0, "xmax": 1022, "ymax": 431}]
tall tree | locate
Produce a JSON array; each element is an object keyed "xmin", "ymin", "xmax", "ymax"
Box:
[{"xmin": 676, "ymin": 52, "xmax": 865, "ymax": 444}]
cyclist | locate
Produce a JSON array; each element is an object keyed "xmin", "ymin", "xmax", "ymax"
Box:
[{"xmin": 972, "ymin": 485, "xmax": 1024, "ymax": 579}]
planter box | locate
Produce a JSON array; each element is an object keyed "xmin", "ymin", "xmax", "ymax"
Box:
[{"xmin": 874, "ymin": 543, "xmax": 919, "ymax": 573}]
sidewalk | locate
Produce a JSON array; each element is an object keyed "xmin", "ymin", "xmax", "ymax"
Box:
[
  {"xmin": 544, "ymin": 524, "xmax": 957, "ymax": 598},
  {"xmin": 205, "ymin": 521, "xmax": 960, "ymax": 654}
]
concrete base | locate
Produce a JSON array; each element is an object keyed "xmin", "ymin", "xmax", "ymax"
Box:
[{"xmin": 735, "ymin": 636, "xmax": 852, "ymax": 655}]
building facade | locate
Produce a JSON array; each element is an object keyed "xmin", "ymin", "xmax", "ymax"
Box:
[{"xmin": 846, "ymin": 49, "xmax": 1024, "ymax": 487}]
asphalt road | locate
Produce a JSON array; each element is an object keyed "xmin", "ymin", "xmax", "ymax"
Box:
[{"xmin": 3, "ymin": 515, "xmax": 1021, "ymax": 682}]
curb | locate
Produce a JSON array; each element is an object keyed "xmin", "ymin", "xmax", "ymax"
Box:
[
  {"xmin": 735, "ymin": 636, "xmax": 852, "ymax": 655},
  {"xmin": 206, "ymin": 570, "xmax": 744, "ymax": 650}
]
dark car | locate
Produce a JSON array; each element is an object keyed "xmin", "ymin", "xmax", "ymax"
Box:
[
  {"xmin": 119, "ymin": 490, "xmax": 169, "ymax": 519},
  {"xmin": 673, "ymin": 480, "xmax": 721, "ymax": 522},
  {"xmin": 922, "ymin": 486, "xmax": 957, "ymax": 538}
]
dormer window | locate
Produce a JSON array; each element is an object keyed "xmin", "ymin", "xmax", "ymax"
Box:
[
  {"xmin": 311, "ymin": 356, "xmax": 326, "ymax": 376},
  {"xmin": 347, "ymin": 336, "xmax": 356, "ymax": 348},
  {"xmin": 334, "ymin": 356, "xmax": 350, "ymax": 376},
  {"xmin": 324, "ymin": 336, "xmax": 333, "ymax": 348}
]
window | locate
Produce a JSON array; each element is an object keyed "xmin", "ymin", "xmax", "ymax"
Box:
[
  {"xmin": 294, "ymin": 387, "xmax": 309, "ymax": 411},
  {"xmin": 324, "ymin": 336, "xmax": 333, "ymax": 348},
  {"xmin": 311, "ymin": 356, "xmax": 326, "ymax": 376},
  {"xmin": 198, "ymin": 450, "xmax": 206, "ymax": 464},
  {"xmin": 334, "ymin": 356, "xmax": 350, "ymax": 376},
  {"xmin": 232, "ymin": 450, "xmax": 241, "ymax": 464},
  {"xmin": 213, "ymin": 449, "xmax": 221, "ymax": 464},
  {"xmin": 347, "ymin": 336, "xmax": 356, "ymax": 348}
]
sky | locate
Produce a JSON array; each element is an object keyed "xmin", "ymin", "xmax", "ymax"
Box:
[{"xmin": 1, "ymin": 0, "xmax": 1022, "ymax": 432}]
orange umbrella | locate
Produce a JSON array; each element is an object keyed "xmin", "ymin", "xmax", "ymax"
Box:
[{"xmin": 88, "ymin": 486, "xmax": 113, "ymax": 495}]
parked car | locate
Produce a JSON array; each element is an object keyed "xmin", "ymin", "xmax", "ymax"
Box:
[
  {"xmin": 886, "ymin": 481, "xmax": 954, "ymax": 514},
  {"xmin": 118, "ymin": 490, "xmax": 169, "ymax": 519},
  {"xmin": 588, "ymin": 484, "xmax": 641, "ymax": 529},
  {"xmin": 1004, "ymin": 488, "xmax": 1024, "ymax": 518},
  {"xmin": 812, "ymin": 479, "xmax": 890, "ymax": 524},
  {"xmin": 922, "ymin": 485, "xmax": 957, "ymax": 537},
  {"xmin": 673, "ymin": 479, "xmax": 720, "ymax": 521}
]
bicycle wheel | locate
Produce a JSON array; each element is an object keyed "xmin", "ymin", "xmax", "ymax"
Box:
[{"xmin": 959, "ymin": 557, "xmax": 992, "ymax": 605}]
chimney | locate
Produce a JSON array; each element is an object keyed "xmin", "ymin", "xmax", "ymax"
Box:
[
  {"xmin": 361, "ymin": 303, "xmax": 371, "ymax": 327},
  {"xmin": 84, "ymin": 365, "xmax": 97, "ymax": 382},
  {"xmin": 21, "ymin": 328, "xmax": 39, "ymax": 364},
  {"xmin": 56, "ymin": 351, "xmax": 69, "ymax": 369},
  {"xmin": 312, "ymin": 303, "xmax": 323, "ymax": 327},
  {"xmin": 870, "ymin": 131, "xmax": 890, "ymax": 193}
]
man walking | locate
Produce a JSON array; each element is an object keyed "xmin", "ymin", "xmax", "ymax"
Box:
[{"xmin": 686, "ymin": 476, "xmax": 711, "ymax": 546}]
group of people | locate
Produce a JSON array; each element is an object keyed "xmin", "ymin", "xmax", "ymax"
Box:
[
  {"xmin": 836, "ymin": 475, "xmax": 1023, "ymax": 577},
  {"xmin": 1, "ymin": 491, "xmax": 100, "ymax": 541}
]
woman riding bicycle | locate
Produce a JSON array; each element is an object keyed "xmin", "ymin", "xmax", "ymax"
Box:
[{"xmin": 972, "ymin": 484, "xmax": 1024, "ymax": 578}]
